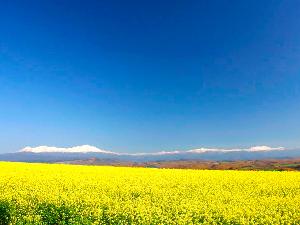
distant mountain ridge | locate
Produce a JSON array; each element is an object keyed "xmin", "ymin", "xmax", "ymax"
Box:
[
  {"xmin": 19, "ymin": 145, "xmax": 285, "ymax": 155},
  {"xmin": 0, "ymin": 145, "xmax": 300, "ymax": 163}
]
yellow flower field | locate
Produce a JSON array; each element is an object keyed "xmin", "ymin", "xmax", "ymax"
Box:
[{"xmin": 0, "ymin": 162, "xmax": 300, "ymax": 224}]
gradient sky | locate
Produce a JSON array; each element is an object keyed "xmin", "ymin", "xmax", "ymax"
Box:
[{"xmin": 1, "ymin": 0, "xmax": 300, "ymax": 153}]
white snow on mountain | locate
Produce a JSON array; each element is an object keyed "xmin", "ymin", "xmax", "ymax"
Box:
[
  {"xmin": 20, "ymin": 145, "xmax": 118, "ymax": 154},
  {"xmin": 20, "ymin": 145, "xmax": 285, "ymax": 155}
]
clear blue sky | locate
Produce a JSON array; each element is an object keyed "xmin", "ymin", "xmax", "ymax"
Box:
[{"xmin": 1, "ymin": 0, "xmax": 300, "ymax": 153}]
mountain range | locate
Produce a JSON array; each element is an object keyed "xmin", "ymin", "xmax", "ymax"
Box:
[{"xmin": 1, "ymin": 145, "xmax": 300, "ymax": 163}]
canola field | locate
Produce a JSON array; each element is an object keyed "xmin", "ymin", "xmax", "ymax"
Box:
[{"xmin": 0, "ymin": 162, "xmax": 300, "ymax": 224}]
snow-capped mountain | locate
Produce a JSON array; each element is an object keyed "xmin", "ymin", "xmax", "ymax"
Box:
[{"xmin": 0, "ymin": 145, "xmax": 300, "ymax": 163}]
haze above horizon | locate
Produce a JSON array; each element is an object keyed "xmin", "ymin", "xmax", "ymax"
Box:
[{"xmin": 1, "ymin": 0, "xmax": 300, "ymax": 153}]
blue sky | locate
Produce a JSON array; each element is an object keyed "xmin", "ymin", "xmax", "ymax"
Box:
[{"xmin": 1, "ymin": 0, "xmax": 300, "ymax": 153}]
